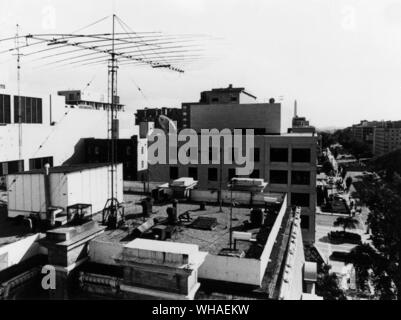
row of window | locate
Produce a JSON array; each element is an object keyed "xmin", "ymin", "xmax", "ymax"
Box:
[
  {"xmin": 14, "ymin": 96, "xmax": 43, "ymax": 124},
  {"xmin": 169, "ymin": 167, "xmax": 310, "ymax": 186},
  {"xmin": 0, "ymin": 94, "xmax": 44, "ymax": 124},
  {"xmin": 184, "ymin": 147, "xmax": 310, "ymax": 163},
  {"xmin": 29, "ymin": 156, "xmax": 53, "ymax": 170},
  {"xmin": 270, "ymin": 148, "xmax": 311, "ymax": 163},
  {"xmin": 0, "ymin": 160, "xmax": 24, "ymax": 176},
  {"xmin": 0, "ymin": 94, "xmax": 11, "ymax": 124},
  {"xmin": 270, "ymin": 170, "xmax": 310, "ymax": 185},
  {"xmin": 0, "ymin": 157, "xmax": 54, "ymax": 176}
]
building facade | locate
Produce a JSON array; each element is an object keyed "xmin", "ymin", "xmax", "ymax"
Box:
[
  {"xmin": 373, "ymin": 127, "xmax": 401, "ymax": 156},
  {"xmin": 139, "ymin": 86, "xmax": 318, "ymax": 243},
  {"xmin": 83, "ymin": 137, "xmax": 147, "ymax": 181},
  {"xmin": 0, "ymin": 86, "xmax": 136, "ymax": 187},
  {"xmin": 351, "ymin": 120, "xmax": 401, "ymax": 156}
]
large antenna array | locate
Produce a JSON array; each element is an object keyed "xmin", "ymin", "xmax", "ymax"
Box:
[{"xmin": 0, "ymin": 14, "xmax": 208, "ymax": 228}]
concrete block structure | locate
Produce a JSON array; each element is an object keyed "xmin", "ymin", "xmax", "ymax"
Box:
[{"xmin": 115, "ymin": 239, "xmax": 207, "ymax": 300}]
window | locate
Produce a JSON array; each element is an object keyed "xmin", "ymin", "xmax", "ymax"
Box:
[
  {"xmin": 14, "ymin": 96, "xmax": 43, "ymax": 123},
  {"xmin": 292, "ymin": 148, "xmax": 311, "ymax": 163},
  {"xmin": 254, "ymin": 148, "xmax": 260, "ymax": 162},
  {"xmin": 250, "ymin": 169, "xmax": 260, "ymax": 179},
  {"xmin": 0, "ymin": 94, "xmax": 11, "ymax": 124},
  {"xmin": 291, "ymin": 171, "xmax": 310, "ymax": 185},
  {"xmin": 270, "ymin": 170, "xmax": 288, "ymax": 184},
  {"xmin": 291, "ymin": 193, "xmax": 310, "ymax": 207},
  {"xmin": 126, "ymin": 146, "xmax": 132, "ymax": 156},
  {"xmin": 212, "ymin": 97, "xmax": 219, "ymax": 103},
  {"xmin": 300, "ymin": 215, "xmax": 310, "ymax": 230},
  {"xmin": 1, "ymin": 160, "xmax": 24, "ymax": 175},
  {"xmin": 208, "ymin": 168, "xmax": 218, "ymax": 181},
  {"xmin": 228, "ymin": 168, "xmax": 236, "ymax": 181},
  {"xmin": 209, "ymin": 147, "xmax": 218, "ymax": 163},
  {"xmin": 29, "ymin": 157, "xmax": 53, "ymax": 170},
  {"xmin": 188, "ymin": 167, "xmax": 198, "ymax": 180},
  {"xmin": 170, "ymin": 166, "xmax": 179, "ymax": 180},
  {"xmin": 270, "ymin": 148, "xmax": 288, "ymax": 162},
  {"xmin": 230, "ymin": 96, "xmax": 237, "ymax": 102}
]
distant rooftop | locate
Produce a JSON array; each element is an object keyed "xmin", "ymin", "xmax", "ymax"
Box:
[
  {"xmin": 10, "ymin": 163, "xmax": 114, "ymax": 176},
  {"xmin": 204, "ymin": 84, "xmax": 257, "ymax": 99}
]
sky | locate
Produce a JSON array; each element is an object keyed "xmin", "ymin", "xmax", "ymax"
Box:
[{"xmin": 1, "ymin": 0, "xmax": 401, "ymax": 129}]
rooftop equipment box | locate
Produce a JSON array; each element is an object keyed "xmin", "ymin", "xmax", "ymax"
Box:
[{"xmin": 6, "ymin": 163, "xmax": 123, "ymax": 218}]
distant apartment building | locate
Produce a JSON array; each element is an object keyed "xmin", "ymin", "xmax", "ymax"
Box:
[
  {"xmin": 351, "ymin": 120, "xmax": 401, "ymax": 156},
  {"xmin": 137, "ymin": 86, "xmax": 318, "ymax": 243},
  {"xmin": 350, "ymin": 120, "xmax": 380, "ymax": 150},
  {"xmin": 373, "ymin": 125, "xmax": 401, "ymax": 156},
  {"xmin": 0, "ymin": 87, "xmax": 136, "ymax": 186},
  {"xmin": 288, "ymin": 101, "xmax": 315, "ymax": 134}
]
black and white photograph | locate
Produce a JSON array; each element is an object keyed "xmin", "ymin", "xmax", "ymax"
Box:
[{"xmin": 0, "ymin": 0, "xmax": 401, "ymax": 309}]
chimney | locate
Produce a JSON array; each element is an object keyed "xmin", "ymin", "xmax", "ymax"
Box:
[{"xmin": 294, "ymin": 100, "xmax": 298, "ymax": 117}]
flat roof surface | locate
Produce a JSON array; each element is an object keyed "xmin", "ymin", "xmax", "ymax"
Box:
[
  {"xmin": 10, "ymin": 163, "xmax": 116, "ymax": 175},
  {"xmin": 95, "ymin": 193, "xmax": 285, "ymax": 258},
  {"xmin": 280, "ymin": 132, "xmax": 316, "ymax": 137}
]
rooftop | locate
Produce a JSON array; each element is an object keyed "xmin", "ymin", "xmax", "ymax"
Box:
[
  {"xmin": 8, "ymin": 163, "xmax": 114, "ymax": 176},
  {"xmin": 95, "ymin": 193, "xmax": 285, "ymax": 258}
]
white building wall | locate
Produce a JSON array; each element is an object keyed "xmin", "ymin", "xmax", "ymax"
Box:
[
  {"xmin": 6, "ymin": 164, "xmax": 123, "ymax": 217},
  {"xmin": 89, "ymin": 239, "xmax": 124, "ymax": 266},
  {"xmin": 0, "ymin": 234, "xmax": 47, "ymax": 271},
  {"xmin": 0, "ymin": 89, "xmax": 136, "ymax": 170}
]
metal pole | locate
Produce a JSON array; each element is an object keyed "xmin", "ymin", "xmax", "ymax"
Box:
[
  {"xmin": 218, "ymin": 143, "xmax": 223, "ymax": 212},
  {"xmin": 110, "ymin": 14, "xmax": 117, "ymax": 220},
  {"xmin": 229, "ymin": 185, "xmax": 233, "ymax": 250},
  {"xmin": 15, "ymin": 25, "xmax": 23, "ymax": 171}
]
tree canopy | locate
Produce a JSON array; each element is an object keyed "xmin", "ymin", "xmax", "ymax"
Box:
[
  {"xmin": 333, "ymin": 216, "xmax": 359, "ymax": 233},
  {"xmin": 355, "ymin": 173, "xmax": 401, "ymax": 299}
]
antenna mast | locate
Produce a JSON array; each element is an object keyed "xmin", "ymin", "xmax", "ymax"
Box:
[
  {"xmin": 15, "ymin": 24, "xmax": 23, "ymax": 171},
  {"xmin": 107, "ymin": 14, "xmax": 119, "ymax": 228}
]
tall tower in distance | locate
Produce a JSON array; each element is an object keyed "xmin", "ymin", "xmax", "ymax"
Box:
[{"xmin": 290, "ymin": 100, "xmax": 315, "ymax": 133}]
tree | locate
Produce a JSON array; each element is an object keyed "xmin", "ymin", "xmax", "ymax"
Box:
[
  {"xmin": 345, "ymin": 176, "xmax": 353, "ymax": 190},
  {"xmin": 316, "ymin": 264, "xmax": 346, "ymax": 300},
  {"xmin": 322, "ymin": 160, "xmax": 334, "ymax": 176},
  {"xmin": 320, "ymin": 131, "xmax": 336, "ymax": 149},
  {"xmin": 333, "ymin": 216, "xmax": 359, "ymax": 233},
  {"xmin": 345, "ymin": 243, "xmax": 377, "ymax": 293},
  {"xmin": 356, "ymin": 173, "xmax": 401, "ymax": 299}
]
